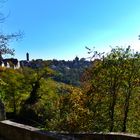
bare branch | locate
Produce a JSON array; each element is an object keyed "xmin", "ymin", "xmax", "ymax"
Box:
[{"xmin": 0, "ymin": 31, "xmax": 23, "ymax": 59}]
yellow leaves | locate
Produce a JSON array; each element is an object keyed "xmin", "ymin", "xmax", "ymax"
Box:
[
  {"xmin": 0, "ymin": 78, "xmax": 6, "ymax": 86},
  {"xmin": 57, "ymin": 86, "xmax": 92, "ymax": 132},
  {"xmin": 0, "ymin": 66, "xmax": 6, "ymax": 72}
]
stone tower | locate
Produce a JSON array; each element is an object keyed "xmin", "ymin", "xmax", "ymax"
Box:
[{"xmin": 26, "ymin": 52, "xmax": 29, "ymax": 61}]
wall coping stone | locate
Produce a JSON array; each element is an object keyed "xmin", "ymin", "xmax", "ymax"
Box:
[{"xmin": 0, "ymin": 120, "xmax": 140, "ymax": 140}]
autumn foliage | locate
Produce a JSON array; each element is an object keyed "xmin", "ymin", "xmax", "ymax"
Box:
[{"xmin": 1, "ymin": 46, "xmax": 140, "ymax": 134}]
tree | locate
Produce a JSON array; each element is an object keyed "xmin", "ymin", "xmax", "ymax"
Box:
[
  {"xmin": 21, "ymin": 67, "xmax": 55, "ymax": 105},
  {"xmin": 0, "ymin": 32, "xmax": 22, "ymax": 60},
  {"xmin": 120, "ymin": 48, "xmax": 140, "ymax": 132},
  {"xmin": 19, "ymin": 67, "xmax": 56, "ymax": 124},
  {"xmin": 56, "ymin": 86, "xmax": 90, "ymax": 132},
  {"xmin": 0, "ymin": 32, "xmax": 23, "ymax": 115},
  {"xmin": 0, "ymin": 68, "xmax": 24, "ymax": 115},
  {"xmin": 0, "ymin": 1, "xmax": 23, "ymax": 118},
  {"xmin": 82, "ymin": 46, "xmax": 140, "ymax": 133}
]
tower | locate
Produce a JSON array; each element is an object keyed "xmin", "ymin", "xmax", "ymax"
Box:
[
  {"xmin": 0, "ymin": 51, "xmax": 2, "ymax": 61},
  {"xmin": 26, "ymin": 52, "xmax": 29, "ymax": 61}
]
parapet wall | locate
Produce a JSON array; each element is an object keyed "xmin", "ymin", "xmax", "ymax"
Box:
[
  {"xmin": 0, "ymin": 120, "xmax": 140, "ymax": 140},
  {"xmin": 61, "ymin": 132, "xmax": 140, "ymax": 140},
  {"xmin": 0, "ymin": 120, "xmax": 65, "ymax": 140}
]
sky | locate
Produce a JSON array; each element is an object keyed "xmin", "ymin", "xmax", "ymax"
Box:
[{"xmin": 1, "ymin": 0, "xmax": 140, "ymax": 60}]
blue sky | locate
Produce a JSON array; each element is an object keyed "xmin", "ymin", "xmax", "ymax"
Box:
[{"xmin": 1, "ymin": 0, "xmax": 140, "ymax": 60}]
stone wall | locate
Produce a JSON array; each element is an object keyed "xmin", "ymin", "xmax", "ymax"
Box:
[
  {"xmin": 61, "ymin": 132, "xmax": 140, "ymax": 140},
  {"xmin": 0, "ymin": 120, "xmax": 69, "ymax": 140},
  {"xmin": 0, "ymin": 120, "xmax": 140, "ymax": 140}
]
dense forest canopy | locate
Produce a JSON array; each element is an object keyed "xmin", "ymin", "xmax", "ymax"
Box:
[{"xmin": 1, "ymin": 46, "xmax": 140, "ymax": 134}]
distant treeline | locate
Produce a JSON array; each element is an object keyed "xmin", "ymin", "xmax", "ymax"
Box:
[{"xmin": 24, "ymin": 57, "xmax": 91, "ymax": 86}]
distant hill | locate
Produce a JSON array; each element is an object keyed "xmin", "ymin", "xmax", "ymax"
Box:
[
  {"xmin": 50, "ymin": 57, "xmax": 91, "ymax": 86},
  {"xmin": 20, "ymin": 57, "xmax": 91, "ymax": 86}
]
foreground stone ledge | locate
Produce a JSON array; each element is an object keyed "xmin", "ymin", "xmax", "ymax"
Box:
[
  {"xmin": 60, "ymin": 132, "xmax": 140, "ymax": 140},
  {"xmin": 0, "ymin": 120, "xmax": 69, "ymax": 140},
  {"xmin": 0, "ymin": 120, "xmax": 140, "ymax": 140}
]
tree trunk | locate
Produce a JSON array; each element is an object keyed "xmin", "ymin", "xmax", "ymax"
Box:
[
  {"xmin": 25, "ymin": 80, "xmax": 40, "ymax": 105},
  {"xmin": 0, "ymin": 99, "xmax": 6, "ymax": 120},
  {"xmin": 122, "ymin": 84, "xmax": 131, "ymax": 132},
  {"xmin": 13, "ymin": 92, "xmax": 16, "ymax": 115},
  {"xmin": 109, "ymin": 75, "xmax": 118, "ymax": 132},
  {"xmin": 109, "ymin": 91, "xmax": 117, "ymax": 132}
]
